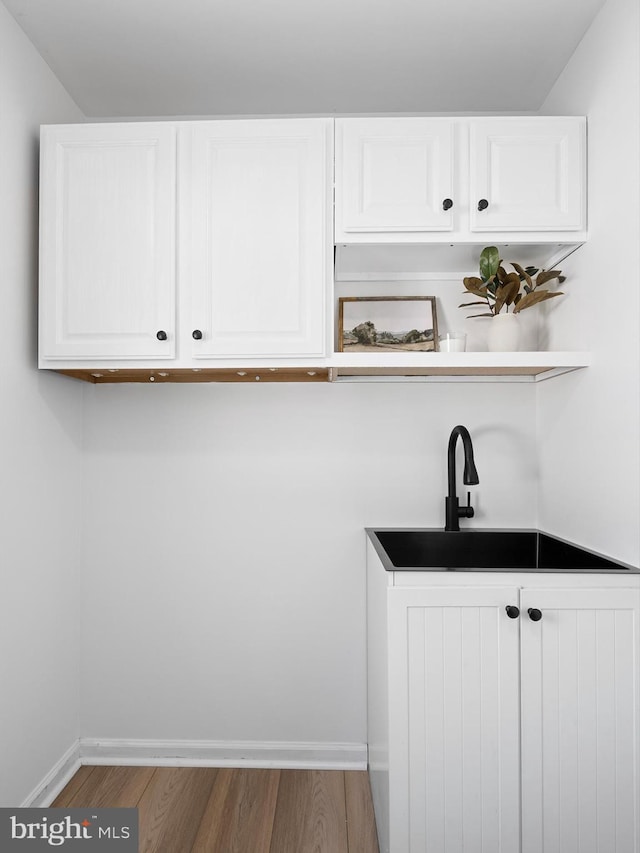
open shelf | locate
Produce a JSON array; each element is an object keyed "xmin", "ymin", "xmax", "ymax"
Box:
[
  {"xmin": 51, "ymin": 353, "xmax": 591, "ymax": 384},
  {"xmin": 328, "ymin": 352, "xmax": 592, "ymax": 382}
]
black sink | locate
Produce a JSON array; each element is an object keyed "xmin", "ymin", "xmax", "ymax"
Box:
[{"xmin": 367, "ymin": 528, "xmax": 637, "ymax": 572}]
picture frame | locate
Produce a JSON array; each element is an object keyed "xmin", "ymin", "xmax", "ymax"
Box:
[{"xmin": 338, "ymin": 296, "xmax": 439, "ymax": 353}]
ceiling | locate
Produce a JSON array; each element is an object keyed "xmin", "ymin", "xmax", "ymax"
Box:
[{"xmin": 4, "ymin": 0, "xmax": 605, "ymax": 118}]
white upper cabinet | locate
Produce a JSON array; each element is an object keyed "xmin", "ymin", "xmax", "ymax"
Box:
[
  {"xmin": 335, "ymin": 116, "xmax": 586, "ymax": 243},
  {"xmin": 335, "ymin": 118, "xmax": 454, "ymax": 236},
  {"xmin": 182, "ymin": 119, "xmax": 331, "ymax": 358},
  {"xmin": 38, "ymin": 115, "xmax": 588, "ymax": 380},
  {"xmin": 39, "ymin": 118, "xmax": 331, "ymax": 369},
  {"xmin": 39, "ymin": 123, "xmax": 176, "ymax": 361},
  {"xmin": 470, "ymin": 118, "xmax": 586, "ymax": 232}
]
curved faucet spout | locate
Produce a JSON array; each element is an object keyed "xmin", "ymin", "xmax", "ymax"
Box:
[{"xmin": 445, "ymin": 425, "xmax": 480, "ymax": 532}]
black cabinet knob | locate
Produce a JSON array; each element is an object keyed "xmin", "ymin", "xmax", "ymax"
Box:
[
  {"xmin": 192, "ymin": 329, "xmax": 203, "ymax": 340},
  {"xmin": 477, "ymin": 199, "xmax": 489, "ymax": 211},
  {"xmin": 442, "ymin": 198, "xmax": 453, "ymax": 211},
  {"xmin": 505, "ymin": 605, "xmax": 520, "ymax": 619},
  {"xmin": 528, "ymin": 608, "xmax": 543, "ymax": 622},
  {"xmin": 156, "ymin": 330, "xmax": 168, "ymax": 341}
]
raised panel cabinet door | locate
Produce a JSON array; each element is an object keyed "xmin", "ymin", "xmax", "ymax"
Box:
[
  {"xmin": 469, "ymin": 117, "xmax": 586, "ymax": 231},
  {"xmin": 388, "ymin": 586, "xmax": 521, "ymax": 853},
  {"xmin": 520, "ymin": 587, "xmax": 640, "ymax": 853},
  {"xmin": 39, "ymin": 123, "xmax": 176, "ymax": 360},
  {"xmin": 185, "ymin": 119, "xmax": 331, "ymax": 358},
  {"xmin": 335, "ymin": 118, "xmax": 454, "ymax": 236}
]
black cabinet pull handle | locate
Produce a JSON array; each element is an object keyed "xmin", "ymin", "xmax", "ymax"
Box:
[
  {"xmin": 156, "ymin": 330, "xmax": 168, "ymax": 341},
  {"xmin": 505, "ymin": 605, "xmax": 520, "ymax": 619},
  {"xmin": 442, "ymin": 198, "xmax": 453, "ymax": 211},
  {"xmin": 528, "ymin": 608, "xmax": 543, "ymax": 622},
  {"xmin": 477, "ymin": 199, "xmax": 489, "ymax": 211},
  {"xmin": 192, "ymin": 329, "xmax": 203, "ymax": 340}
]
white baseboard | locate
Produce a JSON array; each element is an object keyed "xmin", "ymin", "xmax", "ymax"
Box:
[
  {"xmin": 21, "ymin": 741, "xmax": 81, "ymax": 808},
  {"xmin": 22, "ymin": 738, "xmax": 367, "ymax": 807},
  {"xmin": 79, "ymin": 738, "xmax": 367, "ymax": 770}
]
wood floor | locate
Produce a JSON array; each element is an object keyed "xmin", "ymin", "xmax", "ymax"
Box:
[{"xmin": 52, "ymin": 765, "xmax": 379, "ymax": 853}]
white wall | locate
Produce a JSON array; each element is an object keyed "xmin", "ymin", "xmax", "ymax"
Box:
[
  {"xmin": 81, "ymin": 382, "xmax": 537, "ymax": 745},
  {"xmin": 5, "ymin": 0, "xmax": 633, "ymax": 788},
  {"xmin": 0, "ymin": 1, "xmax": 85, "ymax": 806},
  {"xmin": 536, "ymin": 0, "xmax": 640, "ymax": 564}
]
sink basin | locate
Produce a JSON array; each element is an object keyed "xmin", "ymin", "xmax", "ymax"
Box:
[{"xmin": 367, "ymin": 528, "xmax": 637, "ymax": 572}]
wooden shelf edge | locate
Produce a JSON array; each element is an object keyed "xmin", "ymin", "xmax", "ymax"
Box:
[{"xmin": 53, "ymin": 367, "xmax": 330, "ymax": 384}]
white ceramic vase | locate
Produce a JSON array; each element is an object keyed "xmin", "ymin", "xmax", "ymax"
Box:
[{"xmin": 487, "ymin": 312, "xmax": 521, "ymax": 352}]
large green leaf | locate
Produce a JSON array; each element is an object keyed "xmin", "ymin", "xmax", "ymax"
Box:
[{"xmin": 479, "ymin": 246, "xmax": 500, "ymax": 282}]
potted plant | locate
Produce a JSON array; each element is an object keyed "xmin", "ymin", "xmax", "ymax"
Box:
[{"xmin": 460, "ymin": 246, "xmax": 565, "ymax": 351}]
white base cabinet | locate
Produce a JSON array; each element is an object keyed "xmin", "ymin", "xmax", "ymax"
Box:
[{"xmin": 367, "ymin": 542, "xmax": 640, "ymax": 853}]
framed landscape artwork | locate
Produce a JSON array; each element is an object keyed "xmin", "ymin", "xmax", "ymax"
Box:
[{"xmin": 338, "ymin": 296, "xmax": 439, "ymax": 353}]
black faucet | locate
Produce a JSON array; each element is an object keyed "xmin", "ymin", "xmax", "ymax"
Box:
[{"xmin": 445, "ymin": 425, "xmax": 479, "ymax": 531}]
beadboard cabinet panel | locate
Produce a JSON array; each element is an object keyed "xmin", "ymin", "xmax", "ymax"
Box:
[
  {"xmin": 520, "ymin": 587, "xmax": 639, "ymax": 853},
  {"xmin": 183, "ymin": 119, "xmax": 331, "ymax": 358},
  {"xmin": 39, "ymin": 123, "xmax": 176, "ymax": 360},
  {"xmin": 386, "ymin": 586, "xmax": 521, "ymax": 853}
]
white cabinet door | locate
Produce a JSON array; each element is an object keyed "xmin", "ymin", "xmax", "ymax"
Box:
[
  {"xmin": 335, "ymin": 118, "xmax": 454, "ymax": 237},
  {"xmin": 470, "ymin": 118, "xmax": 586, "ymax": 232},
  {"xmin": 388, "ymin": 586, "xmax": 521, "ymax": 853},
  {"xmin": 39, "ymin": 123, "xmax": 176, "ymax": 360},
  {"xmin": 520, "ymin": 587, "xmax": 640, "ymax": 853},
  {"xmin": 184, "ymin": 119, "xmax": 331, "ymax": 358}
]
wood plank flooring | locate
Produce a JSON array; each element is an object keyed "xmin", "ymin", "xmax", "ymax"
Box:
[{"xmin": 52, "ymin": 766, "xmax": 379, "ymax": 853}]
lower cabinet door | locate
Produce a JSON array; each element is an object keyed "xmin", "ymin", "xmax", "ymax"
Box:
[
  {"xmin": 520, "ymin": 587, "xmax": 640, "ymax": 853},
  {"xmin": 388, "ymin": 587, "xmax": 521, "ymax": 853}
]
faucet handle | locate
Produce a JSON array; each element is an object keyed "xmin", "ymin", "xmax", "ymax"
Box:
[{"xmin": 460, "ymin": 491, "xmax": 475, "ymax": 520}]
